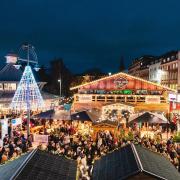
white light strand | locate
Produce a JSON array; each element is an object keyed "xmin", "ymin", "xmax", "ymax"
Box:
[{"xmin": 10, "ymin": 66, "xmax": 44, "ymax": 111}]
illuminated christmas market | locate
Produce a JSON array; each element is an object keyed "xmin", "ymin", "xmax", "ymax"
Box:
[{"xmin": 0, "ymin": 1, "xmax": 180, "ymax": 180}]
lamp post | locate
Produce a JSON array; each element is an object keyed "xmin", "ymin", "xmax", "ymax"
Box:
[{"xmin": 58, "ymin": 79, "xmax": 62, "ymax": 103}]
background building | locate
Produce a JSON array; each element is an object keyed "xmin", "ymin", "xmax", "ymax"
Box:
[
  {"xmin": 128, "ymin": 51, "xmax": 180, "ymax": 91},
  {"xmin": 128, "ymin": 55, "xmax": 157, "ymax": 80},
  {"xmin": 0, "ymin": 54, "xmax": 57, "ymax": 113},
  {"xmin": 149, "ymin": 61, "xmax": 161, "ymax": 83},
  {"xmin": 71, "ymin": 72, "xmax": 175, "ymax": 114}
]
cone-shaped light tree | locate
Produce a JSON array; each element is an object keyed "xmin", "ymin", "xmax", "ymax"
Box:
[
  {"xmin": 10, "ymin": 44, "xmax": 44, "ymax": 137},
  {"xmin": 10, "ymin": 65, "xmax": 44, "ymax": 111}
]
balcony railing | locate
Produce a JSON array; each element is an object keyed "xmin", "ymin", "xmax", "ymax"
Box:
[{"xmin": 74, "ymin": 94, "xmax": 167, "ymax": 104}]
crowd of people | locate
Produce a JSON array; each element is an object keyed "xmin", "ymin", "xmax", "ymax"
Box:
[
  {"xmin": 135, "ymin": 135, "xmax": 180, "ymax": 171},
  {"xmin": 0, "ymin": 119, "xmax": 180, "ymax": 179},
  {"xmin": 38, "ymin": 121, "xmax": 180, "ymax": 179},
  {"xmin": 0, "ymin": 131, "xmax": 32, "ymax": 164}
]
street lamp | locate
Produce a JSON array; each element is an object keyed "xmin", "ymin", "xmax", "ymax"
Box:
[{"xmin": 58, "ymin": 79, "xmax": 62, "ymax": 103}]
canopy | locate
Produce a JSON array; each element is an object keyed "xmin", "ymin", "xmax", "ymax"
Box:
[
  {"xmin": 71, "ymin": 111, "xmax": 92, "ymax": 122},
  {"xmin": 34, "ymin": 109, "xmax": 55, "ymax": 119},
  {"xmin": 129, "ymin": 112, "xmax": 168, "ymax": 124},
  {"xmin": 33, "ymin": 109, "xmax": 70, "ymax": 120}
]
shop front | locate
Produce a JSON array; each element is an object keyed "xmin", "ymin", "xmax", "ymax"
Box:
[{"xmin": 71, "ymin": 72, "xmax": 175, "ymax": 113}]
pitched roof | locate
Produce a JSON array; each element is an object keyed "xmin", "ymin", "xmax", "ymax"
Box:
[
  {"xmin": 0, "ymin": 152, "xmax": 31, "ymax": 180},
  {"xmin": 0, "ymin": 63, "xmax": 42, "ymax": 82},
  {"xmin": 135, "ymin": 145, "xmax": 180, "ymax": 180},
  {"xmin": 129, "ymin": 112, "xmax": 168, "ymax": 124},
  {"xmin": 33, "ymin": 109, "xmax": 55, "ymax": 119},
  {"xmin": 92, "ymin": 144, "xmax": 180, "ymax": 180},
  {"xmin": 70, "ymin": 72, "xmax": 176, "ymax": 92},
  {"xmin": 92, "ymin": 144, "xmax": 139, "ymax": 180},
  {"xmin": 14, "ymin": 149, "xmax": 77, "ymax": 180},
  {"xmin": 71, "ymin": 111, "xmax": 92, "ymax": 121},
  {"xmin": 0, "ymin": 63, "xmax": 23, "ymax": 82}
]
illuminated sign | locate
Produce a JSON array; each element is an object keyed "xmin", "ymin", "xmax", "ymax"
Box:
[
  {"xmin": 114, "ymin": 77, "xmax": 128, "ymax": 88},
  {"xmin": 168, "ymin": 93, "xmax": 176, "ymax": 101},
  {"xmin": 11, "ymin": 118, "xmax": 22, "ymax": 126}
]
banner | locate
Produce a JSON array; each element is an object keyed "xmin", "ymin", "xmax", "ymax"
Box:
[
  {"xmin": 170, "ymin": 102, "xmax": 180, "ymax": 111},
  {"xmin": 145, "ymin": 96, "xmax": 160, "ymax": 104},
  {"xmin": 33, "ymin": 134, "xmax": 49, "ymax": 143},
  {"xmin": 0, "ymin": 119, "xmax": 8, "ymax": 140},
  {"xmin": 11, "ymin": 118, "xmax": 22, "ymax": 126},
  {"xmin": 79, "ymin": 95, "xmax": 92, "ymax": 102}
]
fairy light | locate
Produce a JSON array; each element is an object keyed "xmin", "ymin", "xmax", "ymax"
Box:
[
  {"xmin": 70, "ymin": 72, "xmax": 176, "ymax": 92},
  {"xmin": 10, "ymin": 65, "xmax": 44, "ymax": 111}
]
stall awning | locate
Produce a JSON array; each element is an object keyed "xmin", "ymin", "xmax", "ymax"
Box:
[
  {"xmin": 33, "ymin": 109, "xmax": 71, "ymax": 120},
  {"xmin": 33, "ymin": 109, "xmax": 55, "ymax": 119},
  {"xmin": 71, "ymin": 111, "xmax": 92, "ymax": 122},
  {"xmin": 129, "ymin": 112, "xmax": 168, "ymax": 124}
]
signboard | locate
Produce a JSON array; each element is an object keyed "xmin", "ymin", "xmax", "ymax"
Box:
[
  {"xmin": 11, "ymin": 118, "xmax": 22, "ymax": 126},
  {"xmin": 79, "ymin": 95, "xmax": 92, "ymax": 102},
  {"xmin": 33, "ymin": 134, "xmax": 49, "ymax": 143},
  {"xmin": 0, "ymin": 119, "xmax": 8, "ymax": 140},
  {"xmin": 11, "ymin": 119, "xmax": 16, "ymax": 124},
  {"xmin": 145, "ymin": 96, "xmax": 160, "ymax": 104},
  {"xmin": 114, "ymin": 77, "xmax": 128, "ymax": 88},
  {"xmin": 64, "ymin": 104, "xmax": 71, "ymax": 111},
  {"xmin": 168, "ymin": 93, "xmax": 177, "ymax": 101}
]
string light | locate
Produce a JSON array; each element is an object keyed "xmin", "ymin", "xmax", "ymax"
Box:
[
  {"xmin": 70, "ymin": 72, "xmax": 176, "ymax": 92},
  {"xmin": 10, "ymin": 65, "xmax": 44, "ymax": 111}
]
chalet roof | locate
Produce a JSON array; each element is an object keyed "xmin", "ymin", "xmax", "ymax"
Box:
[
  {"xmin": 129, "ymin": 112, "xmax": 168, "ymax": 124},
  {"xmin": 70, "ymin": 72, "xmax": 176, "ymax": 92},
  {"xmin": 92, "ymin": 144, "xmax": 180, "ymax": 180},
  {"xmin": 33, "ymin": 109, "xmax": 71, "ymax": 120},
  {"xmin": 6, "ymin": 149, "xmax": 77, "ymax": 180},
  {"xmin": 71, "ymin": 110, "xmax": 92, "ymax": 121},
  {"xmin": 0, "ymin": 152, "xmax": 30, "ymax": 180}
]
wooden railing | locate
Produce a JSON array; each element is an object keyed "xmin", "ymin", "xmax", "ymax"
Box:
[{"xmin": 74, "ymin": 94, "xmax": 167, "ymax": 104}]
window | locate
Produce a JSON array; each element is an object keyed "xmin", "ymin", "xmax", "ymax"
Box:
[
  {"xmin": 173, "ymin": 63, "xmax": 175, "ymax": 69},
  {"xmin": 0, "ymin": 84, "xmax": 3, "ymax": 90},
  {"xmin": 4, "ymin": 83, "xmax": 16, "ymax": 91}
]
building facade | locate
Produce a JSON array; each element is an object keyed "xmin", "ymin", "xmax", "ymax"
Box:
[
  {"xmin": 129, "ymin": 51, "xmax": 180, "ymax": 91},
  {"xmin": 70, "ymin": 72, "xmax": 175, "ymax": 113},
  {"xmin": 149, "ymin": 61, "xmax": 161, "ymax": 83},
  {"xmin": 0, "ymin": 54, "xmax": 57, "ymax": 113},
  {"xmin": 128, "ymin": 56, "xmax": 157, "ymax": 80}
]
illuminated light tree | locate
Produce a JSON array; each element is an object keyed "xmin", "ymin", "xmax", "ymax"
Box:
[
  {"xmin": 10, "ymin": 44, "xmax": 44, "ymax": 137},
  {"xmin": 10, "ymin": 65, "xmax": 44, "ymax": 111}
]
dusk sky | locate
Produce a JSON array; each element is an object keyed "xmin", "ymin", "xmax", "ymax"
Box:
[{"xmin": 1, "ymin": 0, "xmax": 180, "ymax": 73}]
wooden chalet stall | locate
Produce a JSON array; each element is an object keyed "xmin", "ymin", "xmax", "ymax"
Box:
[{"xmin": 70, "ymin": 72, "xmax": 176, "ymax": 113}]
